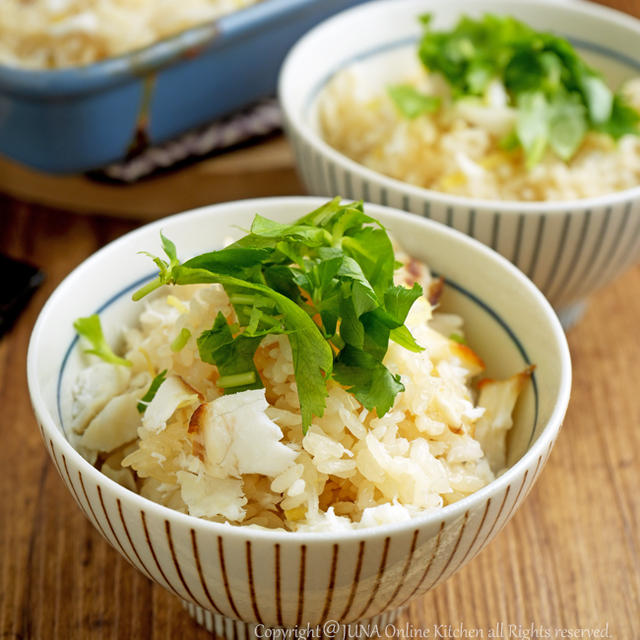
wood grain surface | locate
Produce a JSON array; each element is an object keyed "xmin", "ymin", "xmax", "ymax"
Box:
[
  {"xmin": 1, "ymin": 2, "xmax": 639, "ymax": 637},
  {"xmin": 0, "ymin": 137, "xmax": 302, "ymax": 221}
]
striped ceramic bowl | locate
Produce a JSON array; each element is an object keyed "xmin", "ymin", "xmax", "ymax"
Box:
[
  {"xmin": 27, "ymin": 197, "xmax": 571, "ymax": 637},
  {"xmin": 279, "ymin": 0, "xmax": 640, "ymax": 328}
]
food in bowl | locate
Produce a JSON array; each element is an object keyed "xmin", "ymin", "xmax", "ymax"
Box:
[
  {"xmin": 68, "ymin": 199, "xmax": 531, "ymax": 532},
  {"xmin": 0, "ymin": 0, "xmax": 261, "ymax": 69},
  {"xmin": 318, "ymin": 14, "xmax": 640, "ymax": 201}
]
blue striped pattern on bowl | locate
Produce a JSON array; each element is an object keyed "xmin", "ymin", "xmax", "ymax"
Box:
[{"xmin": 35, "ymin": 415, "xmax": 556, "ymax": 634}]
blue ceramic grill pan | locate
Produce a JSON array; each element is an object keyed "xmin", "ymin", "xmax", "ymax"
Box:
[{"xmin": 0, "ymin": 0, "xmax": 368, "ymax": 173}]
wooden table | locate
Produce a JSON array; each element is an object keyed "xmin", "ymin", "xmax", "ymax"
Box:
[{"xmin": 1, "ymin": 2, "xmax": 639, "ymax": 637}]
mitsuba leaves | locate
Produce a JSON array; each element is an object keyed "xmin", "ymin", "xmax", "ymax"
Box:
[
  {"xmin": 384, "ymin": 283, "xmax": 423, "ymax": 325},
  {"xmin": 197, "ymin": 312, "xmax": 264, "ymax": 393},
  {"xmin": 137, "ymin": 370, "xmax": 168, "ymax": 413},
  {"xmin": 516, "ymin": 91, "xmax": 550, "ymax": 168},
  {"xmin": 414, "ymin": 13, "xmax": 639, "ymax": 164},
  {"xmin": 388, "ymin": 85, "xmax": 440, "ymax": 119},
  {"xmin": 73, "ymin": 314, "xmax": 132, "ymax": 367},
  {"xmin": 132, "ymin": 199, "xmax": 425, "ymax": 432},
  {"xmin": 548, "ymin": 93, "xmax": 588, "ymax": 161},
  {"xmin": 333, "ymin": 346, "xmax": 405, "ymax": 418},
  {"xmin": 597, "ymin": 95, "xmax": 640, "ymax": 139},
  {"xmin": 184, "ymin": 247, "xmax": 274, "ymax": 276}
]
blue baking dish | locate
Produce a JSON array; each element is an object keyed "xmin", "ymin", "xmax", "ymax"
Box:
[{"xmin": 0, "ymin": 0, "xmax": 369, "ymax": 174}]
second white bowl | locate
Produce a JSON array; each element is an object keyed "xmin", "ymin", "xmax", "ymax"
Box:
[{"xmin": 279, "ymin": 0, "xmax": 640, "ymax": 327}]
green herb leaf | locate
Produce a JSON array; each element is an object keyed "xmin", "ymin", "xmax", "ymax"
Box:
[
  {"xmin": 548, "ymin": 93, "xmax": 587, "ymax": 161},
  {"xmin": 596, "ymin": 94, "xmax": 640, "ymax": 139},
  {"xmin": 137, "ymin": 370, "xmax": 168, "ymax": 413},
  {"xmin": 333, "ymin": 345, "xmax": 405, "ymax": 417},
  {"xmin": 161, "ymin": 234, "xmax": 178, "ymax": 265},
  {"xmin": 197, "ymin": 312, "xmax": 264, "ymax": 394},
  {"xmin": 176, "ymin": 270, "xmax": 333, "ymax": 430},
  {"xmin": 133, "ymin": 231, "xmax": 181, "ymax": 300},
  {"xmin": 580, "ymin": 74, "xmax": 613, "ymax": 124},
  {"xmin": 339, "ymin": 294, "xmax": 365, "ymax": 349},
  {"xmin": 499, "ymin": 129, "xmax": 520, "ymax": 151},
  {"xmin": 516, "ymin": 91, "xmax": 550, "ymax": 168},
  {"xmin": 388, "ymin": 85, "xmax": 440, "ymax": 119},
  {"xmin": 133, "ymin": 200, "xmax": 425, "ymax": 431},
  {"xmin": 389, "ymin": 325, "xmax": 423, "ymax": 352},
  {"xmin": 416, "ymin": 13, "xmax": 640, "ymax": 164},
  {"xmin": 184, "ymin": 247, "xmax": 274, "ymax": 277},
  {"xmin": 384, "ymin": 283, "xmax": 423, "ymax": 325},
  {"xmin": 73, "ymin": 314, "xmax": 132, "ymax": 367}
]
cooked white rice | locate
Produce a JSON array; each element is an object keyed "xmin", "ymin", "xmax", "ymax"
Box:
[
  {"xmin": 318, "ymin": 49, "xmax": 640, "ymax": 202},
  {"xmin": 0, "ymin": 0, "xmax": 260, "ymax": 69},
  {"xmin": 69, "ymin": 256, "xmax": 529, "ymax": 531}
]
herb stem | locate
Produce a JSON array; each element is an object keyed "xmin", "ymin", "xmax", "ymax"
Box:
[
  {"xmin": 132, "ymin": 277, "xmax": 163, "ymax": 301},
  {"xmin": 216, "ymin": 371, "xmax": 257, "ymax": 389},
  {"xmin": 170, "ymin": 328, "xmax": 191, "ymax": 352}
]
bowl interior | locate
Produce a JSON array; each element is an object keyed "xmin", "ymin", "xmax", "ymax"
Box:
[{"xmin": 29, "ymin": 198, "xmax": 570, "ymax": 508}]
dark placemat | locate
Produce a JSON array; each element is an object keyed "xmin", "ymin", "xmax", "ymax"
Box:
[{"xmin": 97, "ymin": 98, "xmax": 283, "ymax": 183}]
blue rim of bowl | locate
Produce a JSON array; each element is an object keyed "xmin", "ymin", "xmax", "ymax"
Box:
[{"xmin": 56, "ymin": 270, "xmax": 540, "ymax": 473}]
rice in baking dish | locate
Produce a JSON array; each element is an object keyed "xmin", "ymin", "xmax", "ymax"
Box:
[
  {"xmin": 69, "ymin": 247, "xmax": 530, "ymax": 532},
  {"xmin": 318, "ymin": 50, "xmax": 640, "ymax": 202},
  {"xmin": 0, "ymin": 0, "xmax": 260, "ymax": 69}
]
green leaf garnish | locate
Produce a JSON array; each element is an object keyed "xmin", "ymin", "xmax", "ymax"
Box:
[
  {"xmin": 132, "ymin": 231, "xmax": 182, "ymax": 301},
  {"xmin": 416, "ymin": 13, "xmax": 640, "ymax": 165},
  {"xmin": 333, "ymin": 345, "xmax": 405, "ymax": 418},
  {"xmin": 548, "ymin": 93, "xmax": 588, "ymax": 161},
  {"xmin": 137, "ymin": 370, "xmax": 168, "ymax": 413},
  {"xmin": 73, "ymin": 314, "xmax": 132, "ymax": 367},
  {"xmin": 132, "ymin": 198, "xmax": 424, "ymax": 433},
  {"xmin": 596, "ymin": 94, "xmax": 640, "ymax": 139},
  {"xmin": 516, "ymin": 91, "xmax": 550, "ymax": 168},
  {"xmin": 388, "ymin": 85, "xmax": 440, "ymax": 119},
  {"xmin": 197, "ymin": 312, "xmax": 264, "ymax": 394}
]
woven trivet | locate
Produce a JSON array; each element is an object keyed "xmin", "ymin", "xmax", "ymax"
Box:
[{"xmin": 98, "ymin": 98, "xmax": 283, "ymax": 183}]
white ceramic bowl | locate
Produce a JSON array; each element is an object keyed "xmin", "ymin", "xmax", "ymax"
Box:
[
  {"xmin": 279, "ymin": 0, "xmax": 640, "ymax": 328},
  {"xmin": 27, "ymin": 197, "xmax": 571, "ymax": 637}
]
